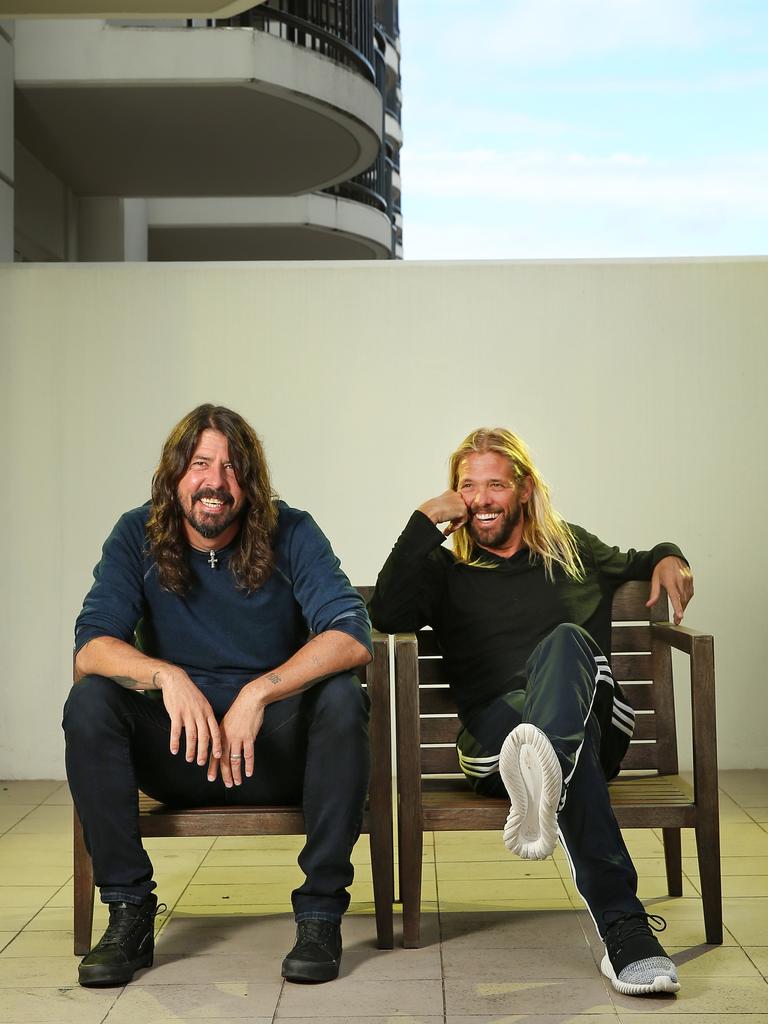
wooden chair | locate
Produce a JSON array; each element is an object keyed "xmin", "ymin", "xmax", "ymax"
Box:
[
  {"xmin": 73, "ymin": 593, "xmax": 394, "ymax": 954},
  {"xmin": 394, "ymin": 581, "xmax": 720, "ymax": 948}
]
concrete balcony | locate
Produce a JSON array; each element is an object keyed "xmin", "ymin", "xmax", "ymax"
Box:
[
  {"xmin": 384, "ymin": 109, "xmax": 402, "ymax": 152},
  {"xmin": 146, "ymin": 192, "xmax": 393, "ymax": 259},
  {"xmin": 13, "ymin": 15, "xmax": 382, "ymax": 197},
  {"xmin": 1, "ymin": 1, "xmax": 260, "ymax": 13}
]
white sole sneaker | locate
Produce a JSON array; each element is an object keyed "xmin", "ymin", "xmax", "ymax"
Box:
[
  {"xmin": 600, "ymin": 952, "xmax": 680, "ymax": 995},
  {"xmin": 500, "ymin": 723, "xmax": 562, "ymax": 860}
]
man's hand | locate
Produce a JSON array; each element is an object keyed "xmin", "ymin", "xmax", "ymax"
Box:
[
  {"xmin": 647, "ymin": 556, "xmax": 694, "ymax": 625},
  {"xmin": 207, "ymin": 685, "xmax": 264, "ymax": 788},
  {"xmin": 156, "ymin": 667, "xmax": 222, "ymax": 766},
  {"xmin": 418, "ymin": 489, "xmax": 469, "ymax": 537}
]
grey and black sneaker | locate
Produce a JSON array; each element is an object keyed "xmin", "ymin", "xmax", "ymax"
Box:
[
  {"xmin": 500, "ymin": 723, "xmax": 563, "ymax": 859},
  {"xmin": 600, "ymin": 911, "xmax": 680, "ymax": 995},
  {"xmin": 281, "ymin": 919, "xmax": 342, "ymax": 983},
  {"xmin": 78, "ymin": 894, "xmax": 163, "ymax": 987}
]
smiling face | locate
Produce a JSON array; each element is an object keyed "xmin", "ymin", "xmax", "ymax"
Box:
[
  {"xmin": 176, "ymin": 428, "xmax": 246, "ymax": 548},
  {"xmin": 457, "ymin": 451, "xmax": 531, "ymax": 557}
]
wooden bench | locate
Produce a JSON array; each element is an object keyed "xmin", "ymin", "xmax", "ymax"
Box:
[
  {"xmin": 393, "ymin": 580, "xmax": 720, "ymax": 947},
  {"xmin": 73, "ymin": 603, "xmax": 394, "ymax": 953}
]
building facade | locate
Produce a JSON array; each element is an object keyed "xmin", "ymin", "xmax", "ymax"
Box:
[{"xmin": 1, "ymin": 0, "xmax": 402, "ymax": 261}]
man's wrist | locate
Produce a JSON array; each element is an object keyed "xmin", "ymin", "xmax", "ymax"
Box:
[
  {"xmin": 416, "ymin": 503, "xmax": 441, "ymax": 525},
  {"xmin": 244, "ymin": 677, "xmax": 271, "ymax": 708}
]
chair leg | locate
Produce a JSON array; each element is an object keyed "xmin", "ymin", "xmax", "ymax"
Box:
[
  {"xmin": 695, "ymin": 816, "xmax": 723, "ymax": 944},
  {"xmin": 661, "ymin": 827, "xmax": 682, "ymax": 897},
  {"xmin": 398, "ymin": 809, "xmax": 423, "ymax": 948},
  {"xmin": 73, "ymin": 807, "xmax": 95, "ymax": 956},
  {"xmin": 369, "ymin": 817, "xmax": 394, "ymax": 950}
]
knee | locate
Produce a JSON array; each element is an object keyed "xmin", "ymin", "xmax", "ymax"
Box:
[
  {"xmin": 308, "ymin": 672, "xmax": 370, "ymax": 731},
  {"xmin": 542, "ymin": 623, "xmax": 592, "ymax": 655},
  {"xmin": 62, "ymin": 675, "xmax": 124, "ymax": 739}
]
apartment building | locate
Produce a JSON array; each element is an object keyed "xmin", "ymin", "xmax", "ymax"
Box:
[{"xmin": 1, "ymin": 0, "xmax": 402, "ymax": 261}]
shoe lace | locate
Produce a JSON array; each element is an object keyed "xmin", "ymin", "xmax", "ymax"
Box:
[
  {"xmin": 296, "ymin": 919, "xmax": 338, "ymax": 945},
  {"xmin": 94, "ymin": 901, "xmax": 165, "ymax": 951},
  {"xmin": 602, "ymin": 911, "xmax": 667, "ymax": 953}
]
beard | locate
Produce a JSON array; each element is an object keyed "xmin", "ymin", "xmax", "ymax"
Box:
[
  {"xmin": 181, "ymin": 488, "xmax": 240, "ymax": 540},
  {"xmin": 468, "ymin": 501, "xmax": 523, "ymax": 551}
]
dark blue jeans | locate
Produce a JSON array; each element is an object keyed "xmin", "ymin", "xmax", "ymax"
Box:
[{"xmin": 63, "ymin": 673, "xmax": 370, "ymax": 920}]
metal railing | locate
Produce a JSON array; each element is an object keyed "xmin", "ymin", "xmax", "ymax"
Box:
[
  {"xmin": 218, "ymin": 0, "xmax": 375, "ymax": 82},
  {"xmin": 183, "ymin": 1, "xmax": 401, "ymax": 254},
  {"xmin": 374, "ymin": 0, "xmax": 398, "ymax": 42}
]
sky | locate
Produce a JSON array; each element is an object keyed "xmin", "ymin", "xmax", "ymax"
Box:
[{"xmin": 398, "ymin": 0, "xmax": 768, "ymax": 259}]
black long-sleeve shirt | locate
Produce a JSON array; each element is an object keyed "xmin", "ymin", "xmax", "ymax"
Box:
[{"xmin": 369, "ymin": 511, "xmax": 684, "ymax": 719}]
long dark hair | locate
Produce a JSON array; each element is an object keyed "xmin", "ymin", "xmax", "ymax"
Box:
[{"xmin": 146, "ymin": 404, "xmax": 278, "ymax": 594}]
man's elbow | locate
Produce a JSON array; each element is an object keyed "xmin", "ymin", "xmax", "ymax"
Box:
[
  {"xmin": 73, "ymin": 637, "xmax": 102, "ymax": 682},
  {"xmin": 73, "ymin": 648, "xmax": 87, "ymax": 683},
  {"xmin": 351, "ymin": 637, "xmax": 373, "ymax": 667}
]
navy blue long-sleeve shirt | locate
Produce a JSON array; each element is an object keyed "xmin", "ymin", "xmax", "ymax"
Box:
[{"xmin": 75, "ymin": 501, "xmax": 372, "ymax": 717}]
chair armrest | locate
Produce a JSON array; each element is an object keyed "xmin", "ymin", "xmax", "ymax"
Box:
[
  {"xmin": 651, "ymin": 621, "xmax": 713, "ymax": 654},
  {"xmin": 364, "ymin": 630, "xmax": 392, "ymax": 795},
  {"xmin": 651, "ymin": 621, "xmax": 718, "ymax": 808},
  {"xmin": 393, "ymin": 633, "xmax": 424, "ymax": 820}
]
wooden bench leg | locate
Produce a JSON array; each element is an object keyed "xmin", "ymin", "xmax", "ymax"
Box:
[
  {"xmin": 696, "ymin": 816, "xmax": 723, "ymax": 944},
  {"xmin": 369, "ymin": 815, "xmax": 394, "ymax": 950},
  {"xmin": 662, "ymin": 827, "xmax": 682, "ymax": 897},
  {"xmin": 73, "ymin": 807, "xmax": 95, "ymax": 956},
  {"xmin": 398, "ymin": 810, "xmax": 423, "ymax": 948}
]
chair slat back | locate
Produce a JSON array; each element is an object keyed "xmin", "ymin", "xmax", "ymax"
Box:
[{"xmin": 415, "ymin": 580, "xmax": 677, "ymax": 778}]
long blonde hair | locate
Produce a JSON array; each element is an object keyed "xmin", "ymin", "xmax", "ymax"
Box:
[{"xmin": 448, "ymin": 428, "xmax": 584, "ymax": 582}]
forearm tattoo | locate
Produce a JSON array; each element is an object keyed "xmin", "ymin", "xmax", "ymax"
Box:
[
  {"xmin": 111, "ymin": 675, "xmax": 141, "ymax": 690},
  {"xmin": 267, "ymin": 671, "xmax": 282, "ymax": 687}
]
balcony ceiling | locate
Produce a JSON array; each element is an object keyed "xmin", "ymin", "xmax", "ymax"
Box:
[
  {"xmin": 1, "ymin": 1, "xmax": 260, "ymax": 16},
  {"xmin": 146, "ymin": 193, "xmax": 393, "ymax": 260},
  {"xmin": 13, "ymin": 19, "xmax": 382, "ymax": 197},
  {"xmin": 149, "ymin": 225, "xmax": 389, "ymax": 260}
]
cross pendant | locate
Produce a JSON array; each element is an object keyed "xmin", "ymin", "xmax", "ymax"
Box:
[{"xmin": 208, "ymin": 550, "xmax": 218, "ymax": 569}]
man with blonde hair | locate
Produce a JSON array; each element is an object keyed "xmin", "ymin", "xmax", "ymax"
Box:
[{"xmin": 369, "ymin": 428, "xmax": 694, "ymax": 997}]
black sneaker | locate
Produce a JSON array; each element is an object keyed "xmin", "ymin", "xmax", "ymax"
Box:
[
  {"xmin": 78, "ymin": 894, "xmax": 163, "ymax": 987},
  {"xmin": 281, "ymin": 919, "xmax": 342, "ymax": 983},
  {"xmin": 600, "ymin": 911, "xmax": 680, "ymax": 995}
]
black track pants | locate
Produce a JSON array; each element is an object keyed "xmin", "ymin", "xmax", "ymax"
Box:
[{"xmin": 457, "ymin": 623, "xmax": 644, "ymax": 936}]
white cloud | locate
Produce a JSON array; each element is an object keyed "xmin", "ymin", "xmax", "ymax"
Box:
[
  {"xmin": 405, "ymin": 0, "xmax": 738, "ymax": 70},
  {"xmin": 402, "ymin": 148, "xmax": 768, "ymax": 208}
]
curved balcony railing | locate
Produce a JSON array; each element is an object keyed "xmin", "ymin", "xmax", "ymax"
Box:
[
  {"xmin": 374, "ymin": 0, "xmax": 398, "ymax": 43},
  {"xmin": 218, "ymin": 0, "xmax": 375, "ymax": 83},
  {"xmin": 186, "ymin": 1, "xmax": 400, "ymax": 254},
  {"xmin": 322, "ymin": 30, "xmax": 386, "ymax": 213}
]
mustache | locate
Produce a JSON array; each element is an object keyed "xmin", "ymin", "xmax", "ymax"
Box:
[{"xmin": 191, "ymin": 487, "xmax": 234, "ymax": 506}]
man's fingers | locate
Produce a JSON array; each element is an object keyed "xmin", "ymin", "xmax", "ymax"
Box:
[
  {"xmin": 443, "ymin": 516, "xmax": 467, "ymax": 538},
  {"xmin": 207, "ymin": 715, "xmax": 222, "ymax": 760},
  {"xmin": 243, "ymin": 745, "xmax": 255, "ymax": 779},
  {"xmin": 184, "ymin": 719, "xmax": 198, "ymax": 763},
  {"xmin": 207, "ymin": 752, "xmax": 219, "ymax": 783},
  {"xmin": 195, "ymin": 718, "xmax": 210, "ymax": 766},
  {"xmin": 169, "ymin": 715, "xmax": 183, "ymax": 756},
  {"xmin": 230, "ymin": 748, "xmax": 243, "ymax": 786},
  {"xmin": 645, "ymin": 578, "xmax": 660, "ymax": 608}
]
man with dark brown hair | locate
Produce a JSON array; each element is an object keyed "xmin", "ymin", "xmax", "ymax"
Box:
[{"xmin": 64, "ymin": 404, "xmax": 372, "ymax": 987}]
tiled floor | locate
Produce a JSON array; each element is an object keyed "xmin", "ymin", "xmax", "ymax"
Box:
[{"xmin": 0, "ymin": 771, "xmax": 767, "ymax": 1023}]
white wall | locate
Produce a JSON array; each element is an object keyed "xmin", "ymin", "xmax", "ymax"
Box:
[{"xmin": 1, "ymin": 258, "xmax": 766, "ymax": 779}]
